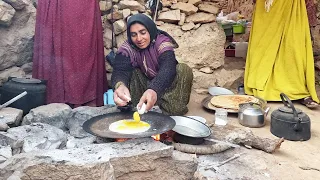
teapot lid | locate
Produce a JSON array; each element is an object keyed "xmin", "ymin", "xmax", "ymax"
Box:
[
  {"xmin": 12, "ymin": 77, "xmax": 42, "ymax": 84},
  {"xmin": 278, "ymin": 106, "xmax": 302, "ymax": 114}
]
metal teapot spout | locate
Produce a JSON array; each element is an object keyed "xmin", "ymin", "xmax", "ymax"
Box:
[{"xmin": 264, "ymin": 107, "xmax": 271, "ymax": 117}]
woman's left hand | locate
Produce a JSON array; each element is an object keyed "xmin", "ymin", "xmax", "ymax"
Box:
[{"xmin": 138, "ymin": 89, "xmax": 157, "ymax": 112}]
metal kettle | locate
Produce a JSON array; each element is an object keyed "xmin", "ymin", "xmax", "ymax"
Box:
[
  {"xmin": 238, "ymin": 102, "xmax": 270, "ymax": 128},
  {"xmin": 270, "ymin": 93, "xmax": 311, "ymax": 141}
]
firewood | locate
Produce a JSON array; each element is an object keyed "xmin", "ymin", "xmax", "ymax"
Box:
[
  {"xmin": 172, "ymin": 142, "xmax": 232, "ymax": 155},
  {"xmin": 225, "ymin": 129, "xmax": 284, "ymax": 153}
]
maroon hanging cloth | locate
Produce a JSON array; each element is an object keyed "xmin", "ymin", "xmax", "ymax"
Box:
[{"xmin": 32, "ymin": 0, "xmax": 107, "ymax": 106}]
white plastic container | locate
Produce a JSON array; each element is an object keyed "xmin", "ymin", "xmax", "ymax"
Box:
[{"xmin": 215, "ymin": 108, "xmax": 228, "ymax": 126}]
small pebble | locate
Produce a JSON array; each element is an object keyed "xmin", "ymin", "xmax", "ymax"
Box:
[{"xmin": 0, "ymin": 123, "xmax": 9, "ymax": 131}]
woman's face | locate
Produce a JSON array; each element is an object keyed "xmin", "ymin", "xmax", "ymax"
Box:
[{"xmin": 130, "ymin": 23, "xmax": 151, "ymax": 49}]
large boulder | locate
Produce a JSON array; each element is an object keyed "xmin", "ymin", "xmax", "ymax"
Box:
[
  {"xmin": 0, "ymin": 138, "xmax": 197, "ymax": 180},
  {"xmin": 193, "ymin": 68, "xmax": 244, "ymax": 94},
  {"xmin": 21, "ymin": 103, "xmax": 73, "ymax": 131},
  {"xmin": 0, "ymin": 1, "xmax": 15, "ymax": 26},
  {"xmin": 5, "ymin": 123, "xmax": 67, "ymax": 152},
  {"xmin": 158, "ymin": 23, "xmax": 225, "ymax": 69},
  {"xmin": 0, "ymin": 0, "xmax": 36, "ymax": 71}
]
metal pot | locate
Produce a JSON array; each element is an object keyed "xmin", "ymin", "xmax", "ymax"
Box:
[
  {"xmin": 238, "ymin": 102, "xmax": 270, "ymax": 128},
  {"xmin": 170, "ymin": 116, "xmax": 212, "ymax": 145}
]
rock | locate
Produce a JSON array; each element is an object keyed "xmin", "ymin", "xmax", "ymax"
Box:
[
  {"xmin": 116, "ymin": 32, "xmax": 127, "ymax": 48},
  {"xmin": 3, "ymin": 0, "xmax": 27, "ymax": 10},
  {"xmin": 198, "ymin": 4, "xmax": 219, "ymax": 14},
  {"xmin": 118, "ymin": 0, "xmax": 146, "ymax": 12},
  {"xmin": 0, "ymin": 2, "xmax": 36, "ymax": 71},
  {"xmin": 107, "ymin": 10, "xmax": 123, "ymax": 21},
  {"xmin": 178, "ymin": 13, "xmax": 185, "ymax": 26},
  {"xmin": 0, "ymin": 132, "xmax": 23, "ymax": 149},
  {"xmin": 193, "ymin": 68, "xmax": 244, "ymax": 92},
  {"xmin": 103, "ymin": 28, "xmax": 116, "ymax": 49},
  {"xmin": 162, "ymin": 7, "xmax": 170, "ymax": 12},
  {"xmin": 188, "ymin": 0, "xmax": 202, "ymax": 6},
  {"xmin": 171, "ymin": 2, "xmax": 198, "ymax": 15},
  {"xmin": 0, "ymin": 123, "xmax": 9, "ymax": 131},
  {"xmin": 155, "ymin": 20, "xmax": 165, "ymax": 26},
  {"xmin": 311, "ymin": 25, "xmax": 320, "ymax": 56},
  {"xmin": 6, "ymin": 123, "xmax": 67, "ymax": 153},
  {"xmin": 20, "ymin": 62, "xmax": 33, "ymax": 74},
  {"xmin": 0, "ymin": 138, "xmax": 197, "ymax": 180},
  {"xmin": 193, "ymin": 23, "xmax": 201, "ymax": 29},
  {"xmin": 67, "ymin": 105, "xmax": 119, "ymax": 138},
  {"xmin": 32, "ymin": 0, "xmax": 37, "ymax": 8},
  {"xmin": 113, "ymin": 19, "xmax": 127, "ymax": 35},
  {"xmin": 122, "ymin": 8, "xmax": 131, "ymax": 19},
  {"xmin": 181, "ymin": 22, "xmax": 195, "ymax": 31},
  {"xmin": 158, "ymin": 23, "xmax": 225, "ymax": 70},
  {"xmin": 0, "ymin": 1, "xmax": 15, "ymax": 27},
  {"xmin": 0, "ymin": 108, "xmax": 23, "ymax": 126},
  {"xmin": 66, "ymin": 135, "xmax": 96, "ymax": 149},
  {"xmin": 199, "ymin": 67, "xmax": 213, "ymax": 74},
  {"xmin": 21, "ymin": 103, "xmax": 72, "ymax": 131},
  {"xmin": 102, "ymin": 15, "xmax": 112, "ymax": 30},
  {"xmin": 0, "ymin": 66, "xmax": 26, "ymax": 86},
  {"xmin": 158, "ymin": 10, "xmax": 181, "ymax": 23},
  {"xmin": 0, "ymin": 146, "xmax": 12, "ymax": 164},
  {"xmin": 186, "ymin": 12, "xmax": 216, "ymax": 23},
  {"xmin": 162, "ymin": 0, "xmax": 175, "ymax": 7},
  {"xmin": 99, "ymin": 0, "xmax": 112, "ymax": 12},
  {"xmin": 315, "ymin": 61, "xmax": 320, "ymax": 70},
  {"xmin": 130, "ymin": 10, "xmax": 139, "ymax": 15}
]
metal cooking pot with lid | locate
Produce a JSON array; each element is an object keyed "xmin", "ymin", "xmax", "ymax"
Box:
[{"xmin": 270, "ymin": 93, "xmax": 311, "ymax": 141}]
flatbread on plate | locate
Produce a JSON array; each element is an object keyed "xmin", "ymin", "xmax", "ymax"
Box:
[{"xmin": 210, "ymin": 95, "xmax": 259, "ymax": 111}]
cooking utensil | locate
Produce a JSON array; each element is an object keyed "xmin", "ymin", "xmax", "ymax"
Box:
[
  {"xmin": 170, "ymin": 116, "xmax": 212, "ymax": 145},
  {"xmin": 201, "ymin": 95, "xmax": 267, "ymax": 113},
  {"xmin": 0, "ymin": 91, "xmax": 27, "ymax": 111},
  {"xmin": 208, "ymin": 86, "xmax": 234, "ymax": 96},
  {"xmin": 83, "ymin": 111, "xmax": 175, "ymax": 138},
  {"xmin": 270, "ymin": 93, "xmax": 311, "ymax": 141},
  {"xmin": 238, "ymin": 102, "xmax": 270, "ymax": 128},
  {"xmin": 187, "ymin": 116, "xmax": 206, "ymax": 123}
]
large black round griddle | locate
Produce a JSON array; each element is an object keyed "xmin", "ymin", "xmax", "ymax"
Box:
[{"xmin": 83, "ymin": 111, "xmax": 176, "ymax": 138}]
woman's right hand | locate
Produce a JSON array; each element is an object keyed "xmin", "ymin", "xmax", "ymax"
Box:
[{"xmin": 114, "ymin": 84, "xmax": 131, "ymax": 106}]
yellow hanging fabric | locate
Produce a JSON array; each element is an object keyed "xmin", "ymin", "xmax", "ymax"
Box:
[{"xmin": 244, "ymin": 0, "xmax": 319, "ymax": 102}]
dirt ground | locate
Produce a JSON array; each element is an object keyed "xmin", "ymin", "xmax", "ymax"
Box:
[{"xmin": 184, "ymin": 57, "xmax": 320, "ymax": 180}]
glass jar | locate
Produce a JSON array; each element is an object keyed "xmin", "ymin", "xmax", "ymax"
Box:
[{"xmin": 215, "ymin": 108, "xmax": 228, "ymax": 126}]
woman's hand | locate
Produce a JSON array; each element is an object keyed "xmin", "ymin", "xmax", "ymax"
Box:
[
  {"xmin": 114, "ymin": 84, "xmax": 131, "ymax": 106},
  {"xmin": 137, "ymin": 89, "xmax": 157, "ymax": 112}
]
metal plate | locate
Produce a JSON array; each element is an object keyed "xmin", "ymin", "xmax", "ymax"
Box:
[
  {"xmin": 171, "ymin": 116, "xmax": 211, "ymax": 138},
  {"xmin": 83, "ymin": 111, "xmax": 176, "ymax": 138},
  {"xmin": 201, "ymin": 95, "xmax": 267, "ymax": 113}
]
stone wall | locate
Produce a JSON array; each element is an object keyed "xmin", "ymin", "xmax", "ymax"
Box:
[{"xmin": 1, "ymin": 0, "xmax": 319, "ymax": 94}]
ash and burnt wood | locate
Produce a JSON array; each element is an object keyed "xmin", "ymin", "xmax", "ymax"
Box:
[{"xmin": 83, "ymin": 111, "xmax": 175, "ymax": 138}]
